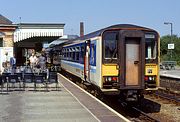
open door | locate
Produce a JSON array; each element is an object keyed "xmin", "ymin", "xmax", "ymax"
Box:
[
  {"xmin": 119, "ymin": 30, "xmax": 145, "ymax": 89},
  {"xmin": 84, "ymin": 40, "xmax": 90, "ymax": 82}
]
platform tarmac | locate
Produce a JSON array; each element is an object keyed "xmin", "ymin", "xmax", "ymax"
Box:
[
  {"xmin": 0, "ymin": 74, "xmax": 129, "ymax": 122},
  {"xmin": 160, "ymin": 67, "xmax": 180, "ymax": 79}
]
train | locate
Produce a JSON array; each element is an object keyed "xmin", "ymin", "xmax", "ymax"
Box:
[{"xmin": 53, "ymin": 24, "xmax": 160, "ymax": 102}]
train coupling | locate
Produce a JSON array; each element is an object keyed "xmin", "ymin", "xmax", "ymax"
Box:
[{"xmin": 126, "ymin": 90, "xmax": 139, "ymax": 101}]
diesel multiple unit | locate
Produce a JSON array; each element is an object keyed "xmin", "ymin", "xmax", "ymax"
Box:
[{"xmin": 57, "ymin": 24, "xmax": 159, "ymax": 101}]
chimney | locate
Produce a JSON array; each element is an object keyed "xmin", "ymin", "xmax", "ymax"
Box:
[{"xmin": 80, "ymin": 22, "xmax": 84, "ymax": 37}]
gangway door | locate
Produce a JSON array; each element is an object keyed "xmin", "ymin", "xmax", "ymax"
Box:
[
  {"xmin": 84, "ymin": 40, "xmax": 90, "ymax": 82},
  {"xmin": 119, "ymin": 30, "xmax": 145, "ymax": 89}
]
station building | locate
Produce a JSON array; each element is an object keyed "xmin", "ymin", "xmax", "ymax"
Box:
[{"xmin": 0, "ymin": 14, "xmax": 65, "ymax": 71}]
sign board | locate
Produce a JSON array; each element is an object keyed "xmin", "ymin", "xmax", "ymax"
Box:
[
  {"xmin": 0, "ymin": 47, "xmax": 13, "ymax": 73},
  {"xmin": 168, "ymin": 44, "xmax": 174, "ymax": 49}
]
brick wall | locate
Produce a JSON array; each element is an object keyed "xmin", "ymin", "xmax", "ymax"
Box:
[{"xmin": 3, "ymin": 31, "xmax": 14, "ymax": 47}]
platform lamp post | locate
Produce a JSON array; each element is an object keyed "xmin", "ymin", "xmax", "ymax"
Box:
[{"xmin": 164, "ymin": 22, "xmax": 173, "ymax": 60}]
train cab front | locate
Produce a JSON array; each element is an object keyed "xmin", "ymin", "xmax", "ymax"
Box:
[
  {"xmin": 101, "ymin": 28, "xmax": 159, "ymax": 102},
  {"xmin": 144, "ymin": 33, "xmax": 159, "ymax": 91},
  {"xmin": 101, "ymin": 30, "xmax": 146, "ymax": 102}
]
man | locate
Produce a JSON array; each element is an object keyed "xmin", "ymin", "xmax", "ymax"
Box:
[
  {"xmin": 29, "ymin": 53, "xmax": 37, "ymax": 69},
  {"xmin": 10, "ymin": 54, "xmax": 16, "ymax": 73},
  {"xmin": 38, "ymin": 54, "xmax": 46, "ymax": 70}
]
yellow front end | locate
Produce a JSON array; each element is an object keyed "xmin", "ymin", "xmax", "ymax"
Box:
[
  {"xmin": 145, "ymin": 64, "xmax": 159, "ymax": 90},
  {"xmin": 101, "ymin": 64, "xmax": 119, "ymax": 89}
]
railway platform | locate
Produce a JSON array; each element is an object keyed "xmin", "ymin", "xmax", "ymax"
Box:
[
  {"xmin": 160, "ymin": 67, "xmax": 180, "ymax": 79},
  {"xmin": 0, "ymin": 74, "xmax": 129, "ymax": 122}
]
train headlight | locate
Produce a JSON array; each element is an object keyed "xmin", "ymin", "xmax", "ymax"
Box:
[
  {"xmin": 104, "ymin": 76, "xmax": 118, "ymax": 82},
  {"xmin": 145, "ymin": 76, "xmax": 155, "ymax": 81},
  {"xmin": 149, "ymin": 77, "xmax": 152, "ymax": 80},
  {"xmin": 108, "ymin": 77, "xmax": 112, "ymax": 81},
  {"xmin": 105, "ymin": 77, "xmax": 108, "ymax": 82}
]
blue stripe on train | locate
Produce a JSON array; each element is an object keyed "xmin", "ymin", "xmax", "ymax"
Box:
[{"xmin": 61, "ymin": 60, "xmax": 96, "ymax": 73}]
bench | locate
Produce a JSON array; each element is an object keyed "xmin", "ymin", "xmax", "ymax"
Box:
[{"xmin": 160, "ymin": 61, "xmax": 177, "ymax": 70}]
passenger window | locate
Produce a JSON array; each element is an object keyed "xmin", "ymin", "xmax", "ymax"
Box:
[
  {"xmin": 72, "ymin": 52, "xmax": 75, "ymax": 61},
  {"xmin": 90, "ymin": 44, "xmax": 95, "ymax": 64},
  {"xmin": 64, "ymin": 49, "xmax": 67, "ymax": 58},
  {"xmin": 76, "ymin": 52, "xmax": 79, "ymax": 61},
  {"xmin": 75, "ymin": 46, "xmax": 80, "ymax": 61},
  {"xmin": 80, "ymin": 45, "xmax": 85, "ymax": 63}
]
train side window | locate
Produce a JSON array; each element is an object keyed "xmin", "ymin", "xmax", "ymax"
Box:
[
  {"xmin": 62, "ymin": 49, "xmax": 64, "ymax": 59},
  {"xmin": 72, "ymin": 52, "xmax": 75, "ymax": 61},
  {"xmin": 80, "ymin": 45, "xmax": 85, "ymax": 63},
  {"xmin": 76, "ymin": 52, "xmax": 80, "ymax": 61},
  {"xmin": 145, "ymin": 39, "xmax": 157, "ymax": 59},
  {"xmin": 72, "ymin": 47, "xmax": 76, "ymax": 61},
  {"xmin": 66, "ymin": 48, "xmax": 69, "ymax": 59},
  {"xmin": 69, "ymin": 48, "xmax": 72, "ymax": 60},
  {"xmin": 90, "ymin": 44, "xmax": 95, "ymax": 65},
  {"xmin": 64, "ymin": 49, "xmax": 67, "ymax": 58},
  {"xmin": 75, "ymin": 46, "xmax": 80, "ymax": 61}
]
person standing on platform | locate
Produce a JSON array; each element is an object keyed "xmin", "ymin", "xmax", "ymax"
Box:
[
  {"xmin": 10, "ymin": 54, "xmax": 16, "ymax": 73},
  {"xmin": 38, "ymin": 54, "xmax": 46, "ymax": 71},
  {"xmin": 29, "ymin": 53, "xmax": 37, "ymax": 69}
]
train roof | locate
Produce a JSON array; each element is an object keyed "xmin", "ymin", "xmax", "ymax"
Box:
[
  {"xmin": 55, "ymin": 24, "xmax": 158, "ymax": 47},
  {"xmin": 76, "ymin": 24, "xmax": 157, "ymax": 41}
]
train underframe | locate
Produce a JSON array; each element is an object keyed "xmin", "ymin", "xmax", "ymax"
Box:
[{"xmin": 61, "ymin": 68, "xmax": 144, "ymax": 102}]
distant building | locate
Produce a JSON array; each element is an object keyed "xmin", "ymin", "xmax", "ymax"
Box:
[
  {"xmin": 0, "ymin": 14, "xmax": 65, "ymax": 66},
  {"xmin": 0, "ymin": 14, "xmax": 17, "ymax": 47}
]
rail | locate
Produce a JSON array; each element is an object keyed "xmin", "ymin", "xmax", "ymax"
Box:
[{"xmin": 131, "ymin": 107, "xmax": 160, "ymax": 122}]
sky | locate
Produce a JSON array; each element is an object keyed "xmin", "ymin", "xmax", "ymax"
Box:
[{"xmin": 1, "ymin": 0, "xmax": 180, "ymax": 37}]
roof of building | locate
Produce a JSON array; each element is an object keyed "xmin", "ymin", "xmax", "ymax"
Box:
[
  {"xmin": 0, "ymin": 14, "xmax": 13, "ymax": 25},
  {"xmin": 17, "ymin": 23, "xmax": 65, "ymax": 29}
]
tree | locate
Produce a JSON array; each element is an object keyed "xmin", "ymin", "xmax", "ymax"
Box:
[{"xmin": 160, "ymin": 35, "xmax": 180, "ymax": 65}]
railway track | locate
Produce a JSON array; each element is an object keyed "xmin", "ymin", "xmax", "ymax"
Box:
[
  {"xmin": 102, "ymin": 95, "xmax": 160, "ymax": 122},
  {"xmin": 145, "ymin": 75, "xmax": 180, "ymax": 105},
  {"xmin": 130, "ymin": 107, "xmax": 159, "ymax": 122},
  {"xmin": 154, "ymin": 88, "xmax": 180, "ymax": 104}
]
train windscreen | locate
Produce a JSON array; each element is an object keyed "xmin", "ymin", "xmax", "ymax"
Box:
[
  {"xmin": 103, "ymin": 31, "xmax": 118, "ymax": 62},
  {"xmin": 145, "ymin": 34, "xmax": 157, "ymax": 63}
]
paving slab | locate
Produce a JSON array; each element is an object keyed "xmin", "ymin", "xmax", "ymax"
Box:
[{"xmin": 0, "ymin": 87, "xmax": 99, "ymax": 122}]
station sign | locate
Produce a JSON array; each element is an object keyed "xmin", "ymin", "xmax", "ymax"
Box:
[
  {"xmin": 0, "ymin": 47, "xmax": 14, "ymax": 73},
  {"xmin": 168, "ymin": 43, "xmax": 174, "ymax": 49}
]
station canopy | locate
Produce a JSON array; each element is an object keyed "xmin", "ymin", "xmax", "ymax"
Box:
[{"xmin": 14, "ymin": 23, "xmax": 65, "ymax": 44}]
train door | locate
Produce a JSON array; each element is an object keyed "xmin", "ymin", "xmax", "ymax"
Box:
[
  {"xmin": 125, "ymin": 38, "xmax": 140, "ymax": 85},
  {"xmin": 119, "ymin": 30, "xmax": 145, "ymax": 89},
  {"xmin": 84, "ymin": 40, "xmax": 90, "ymax": 82}
]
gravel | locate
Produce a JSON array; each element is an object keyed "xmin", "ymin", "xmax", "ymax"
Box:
[{"xmin": 143, "ymin": 96, "xmax": 180, "ymax": 122}]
